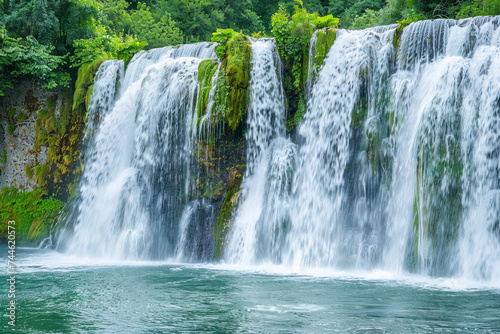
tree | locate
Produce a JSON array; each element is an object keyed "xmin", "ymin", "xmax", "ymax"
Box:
[
  {"xmin": 131, "ymin": 2, "xmax": 183, "ymax": 48},
  {"xmin": 0, "ymin": 29, "xmax": 70, "ymax": 95}
]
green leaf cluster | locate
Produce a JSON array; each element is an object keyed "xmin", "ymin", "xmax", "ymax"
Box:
[
  {"xmin": 0, "ymin": 29, "xmax": 70, "ymax": 96},
  {"xmin": 271, "ymin": 1, "xmax": 339, "ymax": 89}
]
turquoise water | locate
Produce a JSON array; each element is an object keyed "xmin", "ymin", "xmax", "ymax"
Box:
[{"xmin": 1, "ymin": 248, "xmax": 499, "ymax": 333}]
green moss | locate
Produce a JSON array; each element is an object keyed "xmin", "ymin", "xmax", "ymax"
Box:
[
  {"xmin": 34, "ymin": 130, "xmax": 48, "ymax": 150},
  {"xmin": 38, "ymin": 108, "xmax": 49, "ymax": 120},
  {"xmin": 35, "ymin": 117, "xmax": 43, "ymax": 130},
  {"xmin": 47, "ymin": 145, "xmax": 57, "ymax": 164},
  {"xmin": 86, "ymin": 84, "xmax": 94, "ymax": 110},
  {"xmin": 7, "ymin": 124, "xmax": 15, "ymax": 136},
  {"xmin": 286, "ymin": 96, "xmax": 306, "ymax": 132},
  {"xmin": 47, "ymin": 94, "xmax": 57, "ymax": 114},
  {"xmin": 214, "ymin": 70, "xmax": 229, "ymax": 120},
  {"xmin": 197, "ymin": 59, "xmax": 219, "ymax": 123},
  {"xmin": 213, "ymin": 169, "xmax": 243, "ymax": 259},
  {"xmin": 45, "ymin": 116, "xmax": 57, "ymax": 133},
  {"xmin": 16, "ymin": 113, "xmax": 26, "ymax": 122},
  {"xmin": 222, "ymin": 34, "xmax": 252, "ymax": 131},
  {"xmin": 393, "ymin": 18, "xmax": 414, "ymax": 51},
  {"xmin": 34, "ymin": 164, "xmax": 49, "ymax": 188},
  {"xmin": 25, "ymin": 165, "xmax": 34, "ymax": 179},
  {"xmin": 412, "ymin": 127, "xmax": 463, "ymax": 272},
  {"xmin": 0, "ymin": 187, "xmax": 63, "ymax": 245},
  {"xmin": 8, "ymin": 108, "xmax": 16, "ymax": 119},
  {"xmin": 351, "ymin": 97, "xmax": 368, "ymax": 128},
  {"xmin": 73, "ymin": 59, "xmax": 105, "ymax": 112},
  {"xmin": 2, "ymin": 150, "xmax": 6, "ymax": 163},
  {"xmin": 315, "ymin": 28, "xmax": 337, "ymax": 69},
  {"xmin": 59, "ymin": 88, "xmax": 73, "ymax": 136}
]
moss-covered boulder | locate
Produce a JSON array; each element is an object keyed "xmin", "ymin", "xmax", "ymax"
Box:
[
  {"xmin": 211, "ymin": 32, "xmax": 252, "ymax": 132},
  {"xmin": 315, "ymin": 28, "xmax": 337, "ymax": 70},
  {"xmin": 222, "ymin": 34, "xmax": 252, "ymax": 131}
]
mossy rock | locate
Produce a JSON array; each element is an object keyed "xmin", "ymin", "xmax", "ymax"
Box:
[
  {"xmin": 34, "ymin": 164, "xmax": 49, "ymax": 188},
  {"xmin": 47, "ymin": 94, "xmax": 57, "ymax": 114},
  {"xmin": 197, "ymin": 59, "xmax": 219, "ymax": 123},
  {"xmin": 25, "ymin": 165, "xmax": 34, "ymax": 179},
  {"xmin": 393, "ymin": 19, "xmax": 413, "ymax": 52},
  {"xmin": 366, "ymin": 127, "xmax": 378, "ymax": 174},
  {"xmin": 411, "ymin": 129, "xmax": 463, "ymax": 273},
  {"xmin": 220, "ymin": 34, "xmax": 252, "ymax": 131},
  {"xmin": 45, "ymin": 116, "xmax": 57, "ymax": 133},
  {"xmin": 73, "ymin": 59, "xmax": 106, "ymax": 112},
  {"xmin": 0, "ymin": 187, "xmax": 63, "ymax": 245},
  {"xmin": 213, "ymin": 168, "xmax": 243, "ymax": 259},
  {"xmin": 286, "ymin": 95, "xmax": 306, "ymax": 132},
  {"xmin": 351, "ymin": 97, "xmax": 368, "ymax": 128},
  {"xmin": 315, "ymin": 28, "xmax": 337, "ymax": 70}
]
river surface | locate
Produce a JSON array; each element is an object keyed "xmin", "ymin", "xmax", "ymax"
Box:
[{"xmin": 1, "ymin": 247, "xmax": 499, "ymax": 333}]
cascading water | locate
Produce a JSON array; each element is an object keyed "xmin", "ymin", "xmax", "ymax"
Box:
[
  {"xmin": 57, "ymin": 15, "xmax": 500, "ymax": 285},
  {"xmin": 59, "ymin": 43, "xmax": 216, "ymax": 260},
  {"xmin": 385, "ymin": 17, "xmax": 500, "ymax": 280},
  {"xmin": 225, "ymin": 38, "xmax": 294, "ymax": 265},
  {"xmin": 225, "ymin": 17, "xmax": 500, "ymax": 284},
  {"xmin": 283, "ymin": 26, "xmax": 396, "ymax": 269}
]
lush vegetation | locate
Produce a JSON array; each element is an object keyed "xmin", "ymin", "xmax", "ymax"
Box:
[
  {"xmin": 0, "ymin": 0, "xmax": 497, "ymax": 246},
  {"xmin": 1, "ymin": 0, "xmax": 498, "ymax": 96},
  {"xmin": 0, "ymin": 187, "xmax": 64, "ymax": 244}
]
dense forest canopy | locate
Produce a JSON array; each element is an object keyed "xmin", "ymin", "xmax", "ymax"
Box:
[{"xmin": 0, "ymin": 0, "xmax": 499, "ymax": 94}]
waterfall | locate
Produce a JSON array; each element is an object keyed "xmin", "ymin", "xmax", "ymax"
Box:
[
  {"xmin": 83, "ymin": 60, "xmax": 124, "ymax": 140},
  {"xmin": 225, "ymin": 38, "xmax": 294, "ymax": 265},
  {"xmin": 385, "ymin": 17, "xmax": 500, "ymax": 279},
  {"xmin": 224, "ymin": 17, "xmax": 500, "ymax": 283},
  {"xmin": 284, "ymin": 27, "xmax": 396, "ymax": 269},
  {"xmin": 59, "ymin": 43, "xmax": 216, "ymax": 260},
  {"xmin": 58, "ymin": 15, "xmax": 500, "ymax": 284}
]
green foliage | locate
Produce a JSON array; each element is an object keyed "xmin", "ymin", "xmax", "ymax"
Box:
[
  {"xmin": 0, "ymin": 187, "xmax": 63, "ymax": 244},
  {"xmin": 161, "ymin": 0, "xmax": 263, "ymax": 42},
  {"xmin": 350, "ymin": 9, "xmax": 382, "ymax": 30},
  {"xmin": 455, "ymin": 0, "xmax": 500, "ymax": 18},
  {"xmin": 69, "ymin": 23, "xmax": 147, "ymax": 68},
  {"xmin": 212, "ymin": 28, "xmax": 237, "ymax": 58},
  {"xmin": 313, "ymin": 14, "xmax": 339, "ymax": 28},
  {"xmin": 314, "ymin": 28, "xmax": 337, "ymax": 69},
  {"xmin": 197, "ymin": 59, "xmax": 219, "ymax": 123},
  {"xmin": 2, "ymin": 150, "xmax": 6, "ymax": 164},
  {"xmin": 7, "ymin": 124, "xmax": 15, "ymax": 136},
  {"xmin": 0, "ymin": 29, "xmax": 70, "ymax": 96},
  {"xmin": 25, "ymin": 165, "xmax": 34, "ymax": 179},
  {"xmin": 286, "ymin": 96, "xmax": 307, "ymax": 132},
  {"xmin": 130, "ymin": 2, "xmax": 184, "ymax": 49},
  {"xmin": 34, "ymin": 164, "xmax": 49, "ymax": 188},
  {"xmin": 272, "ymin": 1, "xmax": 339, "ymax": 89}
]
